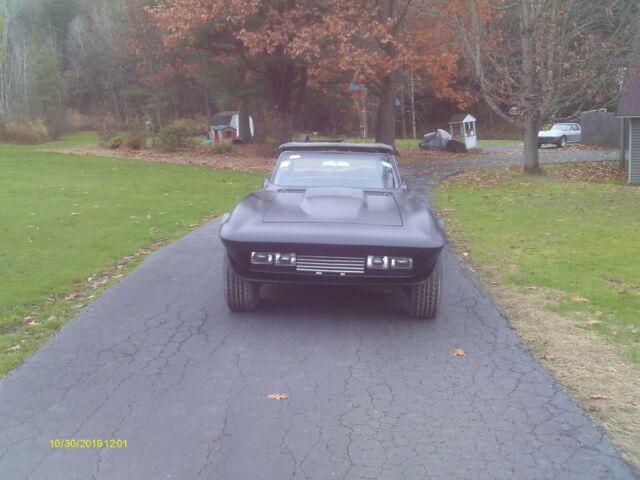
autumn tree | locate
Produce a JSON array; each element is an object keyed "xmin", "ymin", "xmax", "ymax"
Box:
[
  {"xmin": 150, "ymin": 0, "xmax": 329, "ymax": 143},
  {"xmin": 309, "ymin": 0, "xmax": 472, "ymax": 147},
  {"xmin": 447, "ymin": 0, "xmax": 639, "ymax": 172}
]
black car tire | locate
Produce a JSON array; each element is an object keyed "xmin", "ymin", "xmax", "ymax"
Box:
[
  {"xmin": 224, "ymin": 255, "xmax": 260, "ymax": 312},
  {"xmin": 407, "ymin": 256, "xmax": 442, "ymax": 319},
  {"xmin": 556, "ymin": 136, "xmax": 567, "ymax": 148}
]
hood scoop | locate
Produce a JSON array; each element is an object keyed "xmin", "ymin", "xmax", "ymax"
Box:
[
  {"xmin": 301, "ymin": 187, "xmax": 366, "ymax": 219},
  {"xmin": 263, "ymin": 187, "xmax": 402, "ymax": 226}
]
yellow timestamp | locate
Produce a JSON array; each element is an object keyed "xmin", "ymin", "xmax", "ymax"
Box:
[{"xmin": 50, "ymin": 438, "xmax": 128, "ymax": 449}]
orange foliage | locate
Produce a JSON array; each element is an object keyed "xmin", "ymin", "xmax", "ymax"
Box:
[{"xmin": 149, "ymin": 0, "xmax": 474, "ymax": 109}]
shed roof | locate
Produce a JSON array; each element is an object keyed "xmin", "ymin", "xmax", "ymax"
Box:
[
  {"xmin": 210, "ymin": 111, "xmax": 237, "ymax": 127},
  {"xmin": 617, "ymin": 68, "xmax": 640, "ymax": 117},
  {"xmin": 449, "ymin": 113, "xmax": 476, "ymax": 123}
]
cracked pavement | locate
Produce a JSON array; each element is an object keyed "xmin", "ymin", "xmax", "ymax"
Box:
[{"xmin": 0, "ymin": 146, "xmax": 637, "ymax": 479}]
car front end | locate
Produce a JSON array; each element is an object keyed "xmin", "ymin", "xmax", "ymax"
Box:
[
  {"xmin": 537, "ymin": 130, "xmax": 563, "ymax": 145},
  {"xmin": 219, "ymin": 142, "xmax": 446, "ymax": 317}
]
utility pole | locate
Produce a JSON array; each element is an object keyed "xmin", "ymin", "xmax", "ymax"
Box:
[
  {"xmin": 409, "ymin": 73, "xmax": 417, "ymax": 139},
  {"xmin": 361, "ymin": 84, "xmax": 368, "ymax": 138},
  {"xmin": 399, "ymin": 79, "xmax": 407, "ymax": 139}
]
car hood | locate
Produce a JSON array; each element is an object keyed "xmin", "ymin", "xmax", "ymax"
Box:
[{"xmin": 262, "ymin": 187, "xmax": 403, "ymax": 226}]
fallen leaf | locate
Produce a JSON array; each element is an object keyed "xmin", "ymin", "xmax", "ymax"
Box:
[
  {"xmin": 595, "ymin": 311, "xmax": 603, "ymax": 317},
  {"xmin": 451, "ymin": 348, "xmax": 466, "ymax": 357},
  {"xmin": 64, "ymin": 291, "xmax": 81, "ymax": 300},
  {"xmin": 46, "ymin": 315, "xmax": 57, "ymax": 321},
  {"xmin": 571, "ymin": 294, "xmax": 589, "ymax": 303},
  {"xmin": 7, "ymin": 345, "xmax": 21, "ymax": 352},
  {"xmin": 590, "ymin": 394, "xmax": 610, "ymax": 400},
  {"xmin": 22, "ymin": 316, "xmax": 34, "ymax": 323},
  {"xmin": 462, "ymin": 252, "xmax": 469, "ymax": 257},
  {"xmin": 586, "ymin": 320, "xmax": 602, "ymax": 326},
  {"xmin": 267, "ymin": 393, "xmax": 288, "ymax": 400},
  {"xmin": 542, "ymin": 354, "xmax": 557, "ymax": 361}
]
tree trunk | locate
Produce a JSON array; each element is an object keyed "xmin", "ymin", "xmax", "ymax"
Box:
[
  {"xmin": 409, "ymin": 73, "xmax": 416, "ymax": 139},
  {"xmin": 238, "ymin": 94, "xmax": 251, "ymax": 143},
  {"xmin": 203, "ymin": 86, "xmax": 211, "ymax": 119},
  {"xmin": 399, "ymin": 80, "xmax": 407, "ymax": 139},
  {"xmin": 523, "ymin": 115, "xmax": 540, "ymax": 173},
  {"xmin": 291, "ymin": 67, "xmax": 308, "ymax": 132},
  {"xmin": 266, "ymin": 59, "xmax": 295, "ymax": 115},
  {"xmin": 375, "ymin": 71, "xmax": 397, "ymax": 147}
]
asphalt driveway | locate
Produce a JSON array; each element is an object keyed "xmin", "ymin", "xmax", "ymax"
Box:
[{"xmin": 0, "ymin": 147, "xmax": 636, "ymax": 479}]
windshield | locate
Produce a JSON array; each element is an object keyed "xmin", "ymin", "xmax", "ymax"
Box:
[
  {"xmin": 272, "ymin": 152, "xmax": 400, "ymax": 189},
  {"xmin": 551, "ymin": 124, "xmax": 571, "ymax": 131}
]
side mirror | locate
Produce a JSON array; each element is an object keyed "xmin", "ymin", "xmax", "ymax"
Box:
[{"xmin": 263, "ymin": 177, "xmax": 270, "ymax": 189}]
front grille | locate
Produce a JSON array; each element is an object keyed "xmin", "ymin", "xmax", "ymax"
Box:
[{"xmin": 296, "ymin": 255, "xmax": 365, "ymax": 275}]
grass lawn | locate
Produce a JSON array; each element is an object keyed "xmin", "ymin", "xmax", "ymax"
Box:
[
  {"xmin": 0, "ymin": 133, "xmax": 263, "ymax": 376},
  {"xmin": 44, "ymin": 131, "xmax": 100, "ymax": 149},
  {"xmin": 477, "ymin": 139, "xmax": 521, "ymax": 147},
  {"xmin": 435, "ymin": 166, "xmax": 640, "ymax": 362}
]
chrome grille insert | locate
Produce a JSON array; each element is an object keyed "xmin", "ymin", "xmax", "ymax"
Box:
[{"xmin": 296, "ymin": 255, "xmax": 365, "ymax": 275}]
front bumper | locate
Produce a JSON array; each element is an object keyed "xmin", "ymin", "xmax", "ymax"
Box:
[
  {"xmin": 538, "ymin": 136, "xmax": 561, "ymax": 144},
  {"xmin": 223, "ymin": 240, "xmax": 443, "ymax": 286}
]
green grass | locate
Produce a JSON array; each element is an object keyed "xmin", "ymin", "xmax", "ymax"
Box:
[
  {"xmin": 477, "ymin": 139, "xmax": 521, "ymax": 147},
  {"xmin": 0, "ymin": 133, "xmax": 263, "ymax": 375},
  {"xmin": 435, "ymin": 168, "xmax": 640, "ymax": 362},
  {"xmin": 44, "ymin": 131, "xmax": 100, "ymax": 149}
]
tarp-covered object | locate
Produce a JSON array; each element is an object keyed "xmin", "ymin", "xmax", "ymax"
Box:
[{"xmin": 419, "ymin": 129, "xmax": 452, "ymax": 150}]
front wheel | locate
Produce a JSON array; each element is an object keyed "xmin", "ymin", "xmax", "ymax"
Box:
[
  {"xmin": 224, "ymin": 255, "xmax": 260, "ymax": 312},
  {"xmin": 407, "ymin": 257, "xmax": 443, "ymax": 319},
  {"xmin": 556, "ymin": 136, "xmax": 567, "ymax": 148}
]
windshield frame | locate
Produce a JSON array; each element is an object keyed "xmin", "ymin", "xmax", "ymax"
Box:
[{"xmin": 270, "ymin": 151, "xmax": 403, "ymax": 190}]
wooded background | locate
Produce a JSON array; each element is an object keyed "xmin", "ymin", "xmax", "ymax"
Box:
[{"xmin": 0, "ymin": 0, "xmax": 638, "ymax": 169}]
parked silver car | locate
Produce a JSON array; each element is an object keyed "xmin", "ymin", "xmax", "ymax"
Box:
[{"xmin": 537, "ymin": 123, "xmax": 581, "ymax": 148}]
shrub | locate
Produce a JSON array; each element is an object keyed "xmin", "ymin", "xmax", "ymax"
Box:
[
  {"xmin": 104, "ymin": 135, "xmax": 124, "ymax": 150},
  {"xmin": 122, "ymin": 132, "xmax": 146, "ymax": 150},
  {"xmin": 98, "ymin": 113, "xmax": 122, "ymax": 144},
  {"xmin": 67, "ymin": 110, "xmax": 97, "ymax": 131},
  {"xmin": 0, "ymin": 119, "xmax": 50, "ymax": 145},
  {"xmin": 211, "ymin": 143, "xmax": 232, "ymax": 155},
  {"xmin": 1, "ymin": 119, "xmax": 50, "ymax": 144},
  {"xmin": 158, "ymin": 124, "xmax": 191, "ymax": 151},
  {"xmin": 171, "ymin": 116, "xmax": 208, "ymax": 136}
]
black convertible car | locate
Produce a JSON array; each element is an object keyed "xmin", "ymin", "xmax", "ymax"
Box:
[{"xmin": 219, "ymin": 142, "xmax": 446, "ymax": 318}]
